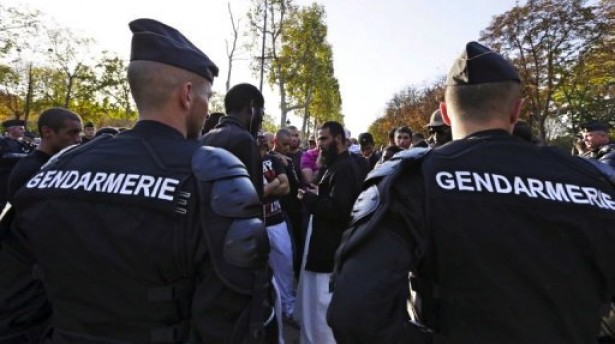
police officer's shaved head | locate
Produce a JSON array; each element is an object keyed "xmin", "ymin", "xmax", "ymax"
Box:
[
  {"xmin": 443, "ymin": 42, "xmax": 522, "ymax": 136},
  {"xmin": 128, "ymin": 61, "xmax": 208, "ymax": 113},
  {"xmin": 445, "ymin": 81, "xmax": 521, "ymax": 122}
]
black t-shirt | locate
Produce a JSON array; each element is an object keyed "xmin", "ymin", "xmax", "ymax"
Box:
[
  {"xmin": 7, "ymin": 150, "xmax": 51, "ymax": 203},
  {"xmin": 262, "ymin": 152, "xmax": 286, "ymax": 226}
]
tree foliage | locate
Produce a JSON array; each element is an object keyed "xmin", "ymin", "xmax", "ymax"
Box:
[
  {"xmin": 248, "ymin": 0, "xmax": 342, "ymax": 133},
  {"xmin": 480, "ymin": 0, "xmax": 603, "ymax": 141},
  {"xmin": 368, "ymin": 78, "xmax": 444, "ymax": 147},
  {"xmin": 370, "ymin": 0, "xmax": 615, "ymax": 145},
  {"xmin": 0, "ymin": 4, "xmax": 135, "ymax": 130}
]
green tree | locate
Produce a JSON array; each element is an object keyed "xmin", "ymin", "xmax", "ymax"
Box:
[
  {"xmin": 367, "ymin": 79, "xmax": 444, "ymax": 147},
  {"xmin": 283, "ymin": 4, "xmax": 342, "ymax": 136},
  {"xmin": 480, "ymin": 0, "xmax": 601, "ymax": 142},
  {"xmin": 96, "ymin": 54, "xmax": 135, "ymax": 122}
]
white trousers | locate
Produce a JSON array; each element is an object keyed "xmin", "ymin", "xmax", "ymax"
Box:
[
  {"xmin": 266, "ymin": 220, "xmax": 295, "ymax": 317},
  {"xmin": 295, "ymin": 216, "xmax": 336, "ymax": 344}
]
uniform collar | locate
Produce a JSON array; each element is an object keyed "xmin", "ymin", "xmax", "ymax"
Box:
[
  {"xmin": 129, "ymin": 120, "xmax": 185, "ymax": 140},
  {"xmin": 463, "ymin": 129, "xmax": 511, "ymax": 140}
]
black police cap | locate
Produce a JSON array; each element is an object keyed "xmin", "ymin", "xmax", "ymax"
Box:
[
  {"xmin": 2, "ymin": 119, "xmax": 25, "ymax": 128},
  {"xmin": 446, "ymin": 42, "xmax": 520, "ymax": 86},
  {"xmin": 129, "ymin": 18, "xmax": 219, "ymax": 83},
  {"xmin": 580, "ymin": 120, "xmax": 609, "ymax": 133},
  {"xmin": 358, "ymin": 132, "xmax": 374, "ymax": 146}
]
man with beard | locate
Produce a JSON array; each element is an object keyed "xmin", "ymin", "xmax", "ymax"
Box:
[{"xmin": 295, "ymin": 121, "xmax": 362, "ymax": 343}]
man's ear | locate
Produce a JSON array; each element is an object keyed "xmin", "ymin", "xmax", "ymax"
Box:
[
  {"xmin": 40, "ymin": 126, "xmax": 53, "ymax": 138},
  {"xmin": 510, "ymin": 98, "xmax": 524, "ymax": 125},
  {"xmin": 180, "ymin": 82, "xmax": 193, "ymax": 110},
  {"xmin": 440, "ymin": 102, "xmax": 452, "ymax": 126}
]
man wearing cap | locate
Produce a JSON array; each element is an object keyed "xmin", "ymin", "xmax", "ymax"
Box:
[
  {"xmin": 425, "ymin": 109, "xmax": 452, "ymax": 147},
  {"xmin": 1, "ymin": 19, "xmax": 275, "ymax": 343},
  {"xmin": 0, "ymin": 119, "xmax": 32, "ymax": 210},
  {"xmin": 328, "ymin": 42, "xmax": 615, "ymax": 343},
  {"xmin": 358, "ymin": 132, "xmax": 381, "ymax": 170},
  {"xmin": 580, "ymin": 121, "xmax": 615, "ymax": 169}
]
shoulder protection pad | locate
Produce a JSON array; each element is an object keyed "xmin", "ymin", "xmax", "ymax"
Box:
[
  {"xmin": 224, "ymin": 217, "xmax": 269, "ymax": 269},
  {"xmin": 192, "ymin": 146, "xmax": 249, "ymax": 182},
  {"xmin": 366, "ymin": 147, "xmax": 431, "ymax": 183},
  {"xmin": 211, "ymin": 176, "xmax": 261, "ymax": 218},
  {"xmin": 584, "ymin": 157, "xmax": 615, "ymax": 186},
  {"xmin": 599, "ymin": 143, "xmax": 615, "ymax": 154},
  {"xmin": 349, "ymin": 185, "xmax": 380, "ymax": 226}
]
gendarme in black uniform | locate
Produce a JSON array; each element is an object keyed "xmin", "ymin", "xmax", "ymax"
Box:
[
  {"xmin": 0, "ymin": 19, "xmax": 273, "ymax": 344},
  {"xmin": 6, "ymin": 119, "xmax": 272, "ymax": 343},
  {"xmin": 328, "ymin": 42, "xmax": 615, "ymax": 343},
  {"xmin": 0, "ymin": 123, "xmax": 33, "ymax": 208}
]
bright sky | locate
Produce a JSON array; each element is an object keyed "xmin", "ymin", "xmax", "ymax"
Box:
[{"xmin": 5, "ymin": 0, "xmax": 518, "ymax": 137}]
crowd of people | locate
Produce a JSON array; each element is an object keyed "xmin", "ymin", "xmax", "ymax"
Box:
[{"xmin": 0, "ymin": 18, "xmax": 614, "ymax": 344}]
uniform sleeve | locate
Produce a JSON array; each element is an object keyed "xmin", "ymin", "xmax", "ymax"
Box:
[
  {"xmin": 0, "ymin": 208, "xmax": 51, "ymax": 335},
  {"xmin": 7, "ymin": 159, "xmax": 38, "ymax": 204},
  {"xmin": 327, "ymin": 171, "xmax": 431, "ymax": 343},
  {"xmin": 303, "ymin": 161, "xmax": 360, "ymax": 221},
  {"xmin": 600, "ymin": 150, "xmax": 615, "ymax": 170}
]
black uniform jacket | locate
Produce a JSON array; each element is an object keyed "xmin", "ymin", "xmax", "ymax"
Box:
[
  {"xmin": 328, "ymin": 130, "xmax": 615, "ymax": 344},
  {"xmin": 2, "ymin": 121, "xmax": 254, "ymax": 343},
  {"xmin": 302, "ymin": 150, "xmax": 362, "ymax": 273}
]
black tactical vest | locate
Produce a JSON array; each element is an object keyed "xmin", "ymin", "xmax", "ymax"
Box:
[{"xmin": 14, "ymin": 126, "xmax": 202, "ymax": 343}]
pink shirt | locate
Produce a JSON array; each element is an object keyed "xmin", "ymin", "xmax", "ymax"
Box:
[{"xmin": 300, "ymin": 148, "xmax": 319, "ymax": 172}]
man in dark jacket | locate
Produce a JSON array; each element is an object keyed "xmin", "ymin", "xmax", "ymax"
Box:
[
  {"xmin": 295, "ymin": 120, "xmax": 362, "ymax": 343},
  {"xmin": 7, "ymin": 108, "xmax": 83, "ymax": 203},
  {"xmin": 200, "ymin": 83, "xmax": 265, "ymax": 200},
  {"xmin": 0, "ymin": 108, "xmax": 82, "ymax": 343},
  {"xmin": 328, "ymin": 42, "xmax": 615, "ymax": 343}
]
